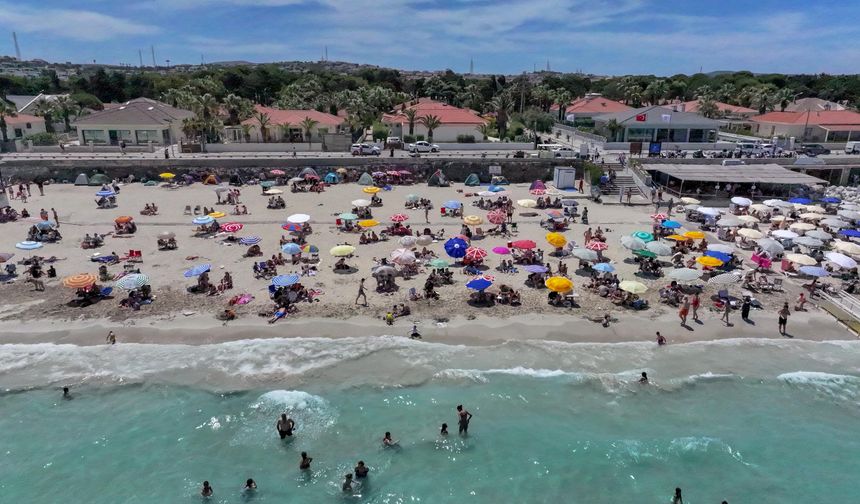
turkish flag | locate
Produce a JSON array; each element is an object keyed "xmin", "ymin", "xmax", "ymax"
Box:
[{"xmin": 635, "ymin": 114, "xmax": 647, "ymax": 122}]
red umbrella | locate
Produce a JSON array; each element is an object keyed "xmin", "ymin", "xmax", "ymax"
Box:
[
  {"xmin": 282, "ymin": 223, "xmax": 302, "ymax": 232},
  {"xmin": 530, "ymin": 189, "xmax": 546, "ymax": 196},
  {"xmin": 487, "ymin": 209, "xmax": 506, "ymax": 225},
  {"xmin": 511, "ymin": 240, "xmax": 537, "ymax": 250},
  {"xmin": 474, "ymin": 274, "xmax": 495, "ymax": 282},
  {"xmin": 220, "ymin": 222, "xmax": 244, "ymax": 233},
  {"xmin": 586, "ymin": 240, "xmax": 608, "ymax": 251},
  {"xmin": 465, "ymin": 246, "xmax": 487, "ymax": 261},
  {"xmin": 650, "ymin": 213, "xmax": 668, "ymax": 221},
  {"xmin": 390, "ymin": 213, "xmax": 409, "ymax": 223}
]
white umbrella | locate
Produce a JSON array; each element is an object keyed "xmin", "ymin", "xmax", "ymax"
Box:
[
  {"xmin": 737, "ymin": 228, "xmax": 763, "ymax": 239},
  {"xmin": 707, "ymin": 244, "xmax": 734, "ymax": 254},
  {"xmin": 390, "ymin": 248, "xmax": 416, "ymax": 265},
  {"xmin": 840, "ymin": 203, "xmax": 860, "ymax": 211},
  {"xmin": 770, "ymin": 215, "xmax": 793, "ymax": 222},
  {"xmin": 646, "ymin": 241, "xmax": 673, "ymax": 256},
  {"xmin": 756, "ymin": 238, "xmax": 784, "ymax": 256},
  {"xmin": 737, "ymin": 215, "xmax": 760, "ymax": 224},
  {"xmin": 416, "ymin": 235, "xmax": 434, "ymax": 246},
  {"xmin": 805, "ymin": 230, "xmax": 833, "ymax": 241},
  {"xmin": 620, "ymin": 236, "xmax": 646, "ymax": 251},
  {"xmin": 804, "ymin": 205, "xmax": 827, "ymax": 214},
  {"xmin": 287, "ymin": 213, "xmax": 310, "ymax": 224},
  {"xmin": 668, "ymin": 268, "xmax": 702, "ymax": 282},
  {"xmin": 820, "ymin": 218, "xmax": 850, "ymax": 228},
  {"xmin": 697, "ymin": 207, "xmax": 721, "ymax": 217},
  {"xmin": 717, "ymin": 217, "xmax": 741, "ymax": 227},
  {"xmin": 835, "ymin": 241, "xmax": 860, "ymax": 255},
  {"xmin": 794, "ymin": 236, "xmax": 823, "ymax": 248},
  {"xmin": 764, "ymin": 199, "xmax": 793, "ymax": 208},
  {"xmin": 785, "ymin": 253, "xmax": 817, "ymax": 266},
  {"xmin": 799, "ymin": 213, "xmax": 826, "ymax": 221},
  {"xmin": 772, "ymin": 230, "xmax": 799, "ymax": 239},
  {"xmin": 789, "ymin": 222, "xmax": 816, "ymax": 232},
  {"xmin": 352, "ymin": 199, "xmax": 371, "ymax": 207},
  {"xmin": 680, "ymin": 197, "xmax": 701, "ymax": 205},
  {"xmin": 399, "ymin": 236, "xmax": 417, "ymax": 247},
  {"xmin": 731, "ymin": 197, "xmax": 752, "ymax": 206},
  {"xmin": 838, "ymin": 210, "xmax": 860, "ymax": 221},
  {"xmin": 683, "ymin": 204, "xmax": 701, "ymax": 211},
  {"xmin": 750, "ymin": 204, "xmax": 772, "ymax": 213},
  {"xmin": 570, "ymin": 248, "xmax": 599, "ymax": 262},
  {"xmin": 826, "ymin": 252, "xmax": 857, "ymax": 269},
  {"xmin": 708, "ymin": 272, "xmax": 741, "ymax": 285}
]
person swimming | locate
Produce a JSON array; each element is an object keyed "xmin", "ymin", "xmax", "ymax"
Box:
[
  {"xmin": 342, "ymin": 473, "xmax": 353, "ymax": 492},
  {"xmin": 440, "ymin": 423, "xmax": 448, "ymax": 435},
  {"xmin": 639, "ymin": 372, "xmax": 649, "ymax": 384},
  {"xmin": 300, "ymin": 451, "xmax": 312, "ymax": 470},
  {"xmin": 201, "ymin": 481, "xmax": 213, "ymax": 497},
  {"xmin": 457, "ymin": 405, "xmax": 473, "ymax": 435},
  {"xmin": 276, "ymin": 413, "xmax": 295, "ymax": 439},
  {"xmin": 354, "ymin": 461, "xmax": 369, "ymax": 479},
  {"xmin": 383, "ymin": 431, "xmax": 398, "ymax": 447},
  {"xmin": 243, "ymin": 478, "xmax": 256, "ymax": 491}
]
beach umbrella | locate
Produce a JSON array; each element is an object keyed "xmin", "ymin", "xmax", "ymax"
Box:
[
  {"xmin": 363, "ymin": 186, "xmax": 380, "ymax": 194},
  {"xmin": 466, "ymin": 277, "xmax": 493, "ymax": 291},
  {"xmin": 511, "ymin": 240, "xmax": 537, "ymax": 250},
  {"xmin": 282, "ymin": 243, "xmax": 302, "ymax": 255},
  {"xmin": 429, "ymin": 258, "xmax": 450, "ymax": 268},
  {"xmin": 621, "ymin": 235, "xmax": 646, "ymax": 251},
  {"xmin": 708, "ymin": 272, "xmax": 740, "ymax": 285},
  {"xmin": 840, "ymin": 203, "xmax": 860, "ymax": 210},
  {"xmin": 593, "ymin": 263, "xmax": 615, "ymax": 273},
  {"xmin": 453, "ymin": 234, "xmax": 471, "ymax": 243},
  {"xmin": 269, "ymin": 169, "xmax": 286, "ymax": 176},
  {"xmin": 240, "ymin": 235, "xmax": 261, "ymax": 245},
  {"xmin": 416, "ymin": 235, "xmax": 434, "ymax": 246},
  {"xmin": 545, "ymin": 276, "xmax": 574, "ymax": 293},
  {"xmin": 156, "ymin": 231, "xmax": 175, "ymax": 241},
  {"xmin": 707, "ymin": 244, "xmax": 735, "ymax": 254},
  {"xmin": 193, "ymin": 215, "xmax": 214, "ymax": 225},
  {"xmin": 764, "ymin": 199, "xmax": 793, "ymax": 208},
  {"xmin": 799, "ymin": 212, "xmax": 826, "ymax": 221},
  {"xmin": 282, "ymin": 223, "xmax": 302, "ymax": 233},
  {"xmin": 492, "ymin": 246, "xmax": 510, "ymax": 255},
  {"xmin": 63, "ymin": 273, "xmax": 97, "ymax": 288},
  {"xmin": 704, "ymin": 250, "xmax": 732, "ymax": 263},
  {"xmin": 545, "ymin": 209, "xmax": 564, "ymax": 219},
  {"xmin": 661, "ymin": 220, "xmax": 682, "ymax": 229},
  {"xmin": 95, "ymin": 189, "xmax": 115, "ymax": 197},
  {"xmin": 15, "ymin": 241, "xmax": 43, "ymax": 250},
  {"xmin": 465, "ymin": 246, "xmax": 488, "ymax": 262},
  {"xmin": 804, "ymin": 205, "xmax": 827, "ymax": 214},
  {"xmin": 585, "ymin": 241, "xmax": 608, "ymax": 251},
  {"xmin": 115, "ymin": 215, "xmax": 133, "ymax": 224},
  {"xmin": 330, "ymin": 245, "xmax": 356, "ymax": 257},
  {"xmin": 840, "ymin": 229, "xmax": 860, "ymax": 238},
  {"xmin": 737, "ymin": 228, "xmax": 763, "ymax": 239},
  {"xmin": 463, "ymin": 215, "xmax": 483, "ymax": 226},
  {"xmin": 399, "ymin": 236, "xmax": 417, "ymax": 247},
  {"xmin": 352, "ymin": 199, "xmax": 371, "ymax": 207},
  {"xmin": 487, "ymin": 210, "xmax": 507, "ymax": 225},
  {"xmin": 184, "ymin": 263, "xmax": 211, "ymax": 277},
  {"xmin": 820, "ymin": 219, "xmax": 849, "ymax": 228},
  {"xmin": 646, "ymin": 241, "xmax": 673, "ymax": 256},
  {"xmin": 372, "ymin": 265, "xmax": 396, "ymax": 278},
  {"xmin": 799, "ymin": 266, "xmax": 830, "ymax": 277},
  {"xmin": 669, "ymin": 268, "xmax": 702, "ymax": 282},
  {"xmin": 684, "ymin": 204, "xmax": 701, "ymax": 211},
  {"xmin": 835, "ymin": 241, "xmax": 860, "ymax": 255},
  {"xmin": 716, "ymin": 217, "xmax": 741, "ymax": 227},
  {"xmin": 263, "ymin": 189, "xmax": 284, "ymax": 195},
  {"xmin": 619, "ymin": 280, "xmax": 647, "ymax": 294},
  {"xmin": 821, "ymin": 197, "xmax": 841, "ymax": 204},
  {"xmin": 838, "ymin": 210, "xmax": 860, "ymax": 221},
  {"xmin": 789, "ymin": 197, "xmax": 812, "ymax": 205},
  {"xmin": 260, "ymin": 181, "xmax": 276, "ymax": 188},
  {"xmin": 444, "ymin": 237, "xmax": 468, "ymax": 258},
  {"xmin": 477, "ymin": 190, "xmax": 497, "ymax": 197},
  {"xmin": 0, "ymin": 252, "xmax": 14, "ymax": 263},
  {"xmin": 632, "ymin": 231, "xmax": 654, "ymax": 242},
  {"xmin": 696, "ymin": 256, "xmax": 724, "ymax": 267},
  {"xmin": 530, "ymin": 188, "xmax": 546, "ymax": 196},
  {"xmin": 789, "ymin": 222, "xmax": 816, "ymax": 232},
  {"xmin": 684, "ymin": 231, "xmax": 706, "ymax": 240},
  {"xmin": 571, "ymin": 248, "xmax": 599, "ymax": 261},
  {"xmin": 517, "ymin": 199, "xmax": 538, "ymax": 208},
  {"xmin": 772, "ymin": 229, "xmax": 799, "ymax": 239},
  {"xmin": 749, "ymin": 204, "xmax": 771, "ymax": 213},
  {"xmin": 770, "ymin": 215, "xmax": 793, "ymax": 223},
  {"xmin": 405, "ymin": 194, "xmax": 419, "ymax": 203},
  {"xmin": 546, "ymin": 232, "xmax": 566, "ymax": 248},
  {"xmin": 358, "ymin": 219, "xmax": 379, "ymax": 228},
  {"xmin": 443, "ymin": 200, "xmax": 462, "ymax": 210},
  {"xmin": 794, "ymin": 236, "xmax": 823, "ymax": 248},
  {"xmin": 301, "ymin": 244, "xmax": 319, "ymax": 254},
  {"xmin": 272, "ymin": 274, "xmax": 300, "ymax": 287},
  {"xmin": 650, "ymin": 213, "xmax": 668, "ymax": 220},
  {"xmin": 391, "ymin": 248, "xmax": 417, "ymax": 265},
  {"xmin": 825, "ymin": 252, "xmax": 857, "ymax": 269},
  {"xmin": 35, "ymin": 220, "xmax": 56, "ymax": 230},
  {"xmin": 756, "ymin": 238, "xmax": 784, "ymax": 256},
  {"xmin": 390, "ymin": 213, "xmax": 409, "ymax": 223},
  {"xmin": 158, "ymin": 172, "xmax": 175, "ymax": 180},
  {"xmin": 208, "ymin": 211, "xmax": 226, "ymax": 219},
  {"xmin": 339, "ymin": 213, "xmax": 359, "ymax": 220},
  {"xmin": 786, "ymin": 253, "xmax": 817, "ymax": 266},
  {"xmin": 737, "ymin": 215, "xmax": 760, "ymax": 224},
  {"xmin": 523, "ymin": 264, "xmax": 548, "ymax": 274},
  {"xmin": 214, "ymin": 186, "xmax": 229, "ymax": 194},
  {"xmin": 731, "ymin": 197, "xmax": 752, "ymax": 206},
  {"xmin": 287, "ymin": 213, "xmax": 310, "ymax": 224},
  {"xmin": 220, "ymin": 222, "xmax": 243, "ymax": 233},
  {"xmin": 665, "ymin": 234, "xmax": 686, "ymax": 241},
  {"xmin": 115, "ymin": 273, "xmax": 150, "ymax": 290},
  {"xmin": 697, "ymin": 207, "xmax": 721, "ymax": 217},
  {"xmin": 680, "ymin": 197, "xmax": 700, "ymax": 205}
]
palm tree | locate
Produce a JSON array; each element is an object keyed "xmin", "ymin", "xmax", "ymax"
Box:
[
  {"xmin": 749, "ymin": 87, "xmax": 774, "ymax": 115},
  {"xmin": 403, "ymin": 108, "xmax": 418, "ymax": 136},
  {"xmin": 181, "ymin": 117, "xmax": 204, "ymax": 140},
  {"xmin": 240, "ymin": 123, "xmax": 253, "ymax": 143},
  {"xmin": 0, "ymin": 100, "xmax": 17, "ymax": 143},
  {"xmin": 299, "ymin": 116, "xmax": 319, "ymax": 146},
  {"xmin": 774, "ymin": 88, "xmax": 795, "ymax": 112},
  {"xmin": 279, "ymin": 122, "xmax": 293, "ymax": 142},
  {"xmin": 52, "ymin": 95, "xmax": 75, "ymax": 132},
  {"xmin": 554, "ymin": 89, "xmax": 573, "ymax": 122},
  {"xmin": 604, "ymin": 119, "xmax": 624, "ymax": 141},
  {"xmin": 476, "ymin": 123, "xmax": 493, "ymax": 140},
  {"xmin": 644, "ymin": 79, "xmax": 668, "ymax": 105},
  {"xmin": 254, "ymin": 111, "xmax": 271, "ymax": 143},
  {"xmin": 222, "ymin": 93, "xmax": 254, "ymax": 126},
  {"xmin": 490, "ymin": 92, "xmax": 515, "ymax": 139},
  {"xmin": 32, "ymin": 99, "xmax": 56, "ymax": 133},
  {"xmin": 697, "ymin": 96, "xmax": 719, "ymax": 119},
  {"xmin": 419, "ymin": 114, "xmax": 442, "ymax": 142},
  {"xmin": 716, "ymin": 84, "xmax": 736, "ymax": 104}
]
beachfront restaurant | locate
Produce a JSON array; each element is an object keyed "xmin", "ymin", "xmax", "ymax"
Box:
[
  {"xmin": 594, "ymin": 105, "xmax": 721, "ymax": 143},
  {"xmin": 642, "ymin": 163, "xmax": 828, "ymax": 198}
]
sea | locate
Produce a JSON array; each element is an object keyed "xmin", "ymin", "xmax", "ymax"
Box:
[{"xmin": 2, "ymin": 336, "xmax": 860, "ymax": 503}]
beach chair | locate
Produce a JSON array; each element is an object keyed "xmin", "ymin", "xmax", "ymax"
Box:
[
  {"xmin": 183, "ymin": 205, "xmax": 192, "ymax": 215},
  {"xmin": 772, "ymin": 277, "xmax": 783, "ymax": 292},
  {"xmin": 193, "ymin": 205, "xmax": 202, "ymax": 215},
  {"xmin": 474, "ymin": 227, "xmax": 485, "ymax": 240},
  {"xmin": 717, "ymin": 289, "xmax": 730, "ymax": 301},
  {"xmin": 129, "ymin": 250, "xmax": 143, "ymax": 263}
]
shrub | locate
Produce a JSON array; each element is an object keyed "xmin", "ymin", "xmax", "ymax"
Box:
[
  {"xmin": 416, "ymin": 134, "xmax": 425, "ymax": 141},
  {"xmin": 456, "ymin": 134, "xmax": 476, "ymax": 143},
  {"xmin": 25, "ymin": 132, "xmax": 59, "ymax": 146},
  {"xmin": 403, "ymin": 134, "xmax": 415, "ymax": 143},
  {"xmin": 371, "ymin": 122, "xmax": 389, "ymax": 142},
  {"xmin": 513, "ymin": 126, "xmax": 524, "ymax": 136}
]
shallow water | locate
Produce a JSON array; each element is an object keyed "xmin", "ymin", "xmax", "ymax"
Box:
[{"xmin": 2, "ymin": 337, "xmax": 860, "ymax": 503}]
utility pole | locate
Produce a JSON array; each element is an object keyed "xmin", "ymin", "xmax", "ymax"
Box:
[
  {"xmin": 151, "ymin": 46, "xmax": 157, "ymax": 68},
  {"xmin": 469, "ymin": 57, "xmax": 474, "ymax": 75},
  {"xmin": 138, "ymin": 49, "xmax": 144, "ymax": 68},
  {"xmin": 520, "ymin": 71, "xmax": 526, "ymax": 113},
  {"xmin": 12, "ymin": 32, "xmax": 21, "ymax": 60}
]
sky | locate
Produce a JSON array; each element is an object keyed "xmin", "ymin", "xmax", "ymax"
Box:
[{"xmin": 0, "ymin": 0, "xmax": 857, "ymax": 76}]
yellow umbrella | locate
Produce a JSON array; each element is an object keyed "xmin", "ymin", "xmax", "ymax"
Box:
[
  {"xmin": 208, "ymin": 211, "xmax": 226, "ymax": 218},
  {"xmin": 619, "ymin": 280, "xmax": 648, "ymax": 294},
  {"xmin": 159, "ymin": 172, "xmax": 175, "ymax": 179},
  {"xmin": 785, "ymin": 253, "xmax": 817, "ymax": 266},
  {"xmin": 546, "ymin": 232, "xmax": 567, "ymax": 248},
  {"xmin": 545, "ymin": 276, "xmax": 573, "ymax": 293},
  {"xmin": 362, "ymin": 186, "xmax": 380, "ymax": 194},
  {"xmin": 517, "ymin": 199, "xmax": 537, "ymax": 208},
  {"xmin": 358, "ymin": 219, "xmax": 379, "ymax": 228},
  {"xmin": 683, "ymin": 231, "xmax": 705, "ymax": 240},
  {"xmin": 696, "ymin": 256, "xmax": 724, "ymax": 267},
  {"xmin": 62, "ymin": 273, "xmax": 97, "ymax": 289},
  {"xmin": 666, "ymin": 234, "xmax": 686, "ymax": 241},
  {"xmin": 330, "ymin": 245, "xmax": 356, "ymax": 257},
  {"xmin": 463, "ymin": 215, "xmax": 483, "ymax": 226}
]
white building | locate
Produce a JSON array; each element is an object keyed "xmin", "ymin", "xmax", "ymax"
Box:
[
  {"xmin": 71, "ymin": 98, "xmax": 194, "ymax": 146},
  {"xmin": 382, "ymin": 98, "xmax": 487, "ymax": 142}
]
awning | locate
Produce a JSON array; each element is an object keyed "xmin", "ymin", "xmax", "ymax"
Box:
[
  {"xmin": 820, "ymin": 125, "xmax": 860, "ymax": 131},
  {"xmin": 643, "ymin": 163, "xmax": 828, "ymax": 185}
]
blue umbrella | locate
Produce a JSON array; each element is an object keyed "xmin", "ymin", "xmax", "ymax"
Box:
[
  {"xmin": 466, "ymin": 278, "xmax": 492, "ymax": 291},
  {"xmin": 594, "ymin": 263, "xmax": 615, "ymax": 273},
  {"xmin": 799, "ymin": 265, "xmax": 829, "ymax": 277},
  {"xmin": 661, "ymin": 220, "xmax": 682, "ymax": 229},
  {"xmin": 282, "ymin": 243, "xmax": 302, "ymax": 255},
  {"xmin": 443, "ymin": 200, "xmax": 462, "ymax": 210},
  {"xmin": 523, "ymin": 264, "xmax": 548, "ymax": 274},
  {"xmin": 789, "ymin": 197, "xmax": 812, "ymax": 204},
  {"xmin": 704, "ymin": 250, "xmax": 732, "ymax": 263},
  {"xmin": 338, "ymin": 213, "xmax": 358, "ymax": 220},
  {"xmin": 272, "ymin": 274, "xmax": 300, "ymax": 287},
  {"xmin": 239, "ymin": 235, "xmax": 261, "ymax": 245},
  {"xmin": 840, "ymin": 229, "xmax": 860, "ymax": 238},
  {"xmin": 184, "ymin": 263, "xmax": 211, "ymax": 277},
  {"xmin": 488, "ymin": 185, "xmax": 504, "ymax": 193},
  {"xmin": 260, "ymin": 181, "xmax": 275, "ymax": 188},
  {"xmin": 193, "ymin": 215, "xmax": 214, "ymax": 225},
  {"xmin": 35, "ymin": 220, "xmax": 56, "ymax": 230},
  {"xmin": 444, "ymin": 237, "xmax": 468, "ymax": 258},
  {"xmin": 15, "ymin": 241, "xmax": 43, "ymax": 250},
  {"xmin": 95, "ymin": 189, "xmax": 115, "ymax": 197},
  {"xmin": 821, "ymin": 197, "xmax": 841, "ymax": 204}
]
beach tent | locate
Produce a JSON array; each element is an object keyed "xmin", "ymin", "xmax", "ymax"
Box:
[
  {"xmin": 324, "ymin": 172, "xmax": 338, "ymax": 184},
  {"xmin": 529, "ymin": 179, "xmax": 546, "ymax": 191},
  {"xmin": 74, "ymin": 173, "xmax": 89, "ymax": 186},
  {"xmin": 357, "ymin": 172, "xmax": 374, "ymax": 185},
  {"xmin": 490, "ymin": 175, "xmax": 509, "ymax": 185},
  {"xmin": 427, "ymin": 169, "xmax": 450, "ymax": 187},
  {"xmin": 88, "ymin": 173, "xmax": 109, "ymax": 186},
  {"xmin": 299, "ymin": 167, "xmax": 319, "ymax": 179},
  {"xmin": 464, "ymin": 173, "xmax": 481, "ymax": 186},
  {"xmin": 202, "ymin": 174, "xmax": 219, "ymax": 185}
]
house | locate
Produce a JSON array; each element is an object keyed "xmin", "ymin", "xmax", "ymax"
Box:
[
  {"xmin": 784, "ymin": 97, "xmax": 846, "ymax": 112},
  {"xmin": 231, "ymin": 106, "xmax": 346, "ymax": 143},
  {"xmin": 551, "ymin": 93, "xmax": 631, "ymax": 125},
  {"xmin": 3, "ymin": 113, "xmax": 46, "ymax": 140},
  {"xmin": 382, "ymin": 98, "xmax": 487, "ymax": 142},
  {"xmin": 750, "ymin": 110, "xmax": 860, "ymax": 142},
  {"xmin": 593, "ymin": 105, "xmax": 722, "ymax": 143},
  {"xmin": 5, "ymin": 93, "xmax": 69, "ymax": 115},
  {"xmin": 71, "ymin": 97, "xmax": 194, "ymax": 145},
  {"xmin": 670, "ymin": 100, "xmax": 756, "ymax": 119}
]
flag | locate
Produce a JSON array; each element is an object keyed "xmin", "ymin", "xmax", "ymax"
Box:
[
  {"xmin": 661, "ymin": 113, "xmax": 672, "ymax": 123},
  {"xmin": 635, "ymin": 114, "xmax": 647, "ymax": 122}
]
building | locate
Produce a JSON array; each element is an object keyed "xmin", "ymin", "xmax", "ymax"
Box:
[
  {"xmin": 750, "ymin": 110, "xmax": 860, "ymax": 142},
  {"xmin": 230, "ymin": 106, "xmax": 346, "ymax": 143},
  {"xmin": 784, "ymin": 97, "xmax": 846, "ymax": 112},
  {"xmin": 551, "ymin": 93, "xmax": 631, "ymax": 126},
  {"xmin": 5, "ymin": 93, "xmax": 70, "ymax": 115},
  {"xmin": 71, "ymin": 98, "xmax": 194, "ymax": 146},
  {"xmin": 593, "ymin": 105, "xmax": 722, "ymax": 143},
  {"xmin": 382, "ymin": 98, "xmax": 487, "ymax": 142},
  {"xmin": 3, "ymin": 113, "xmax": 46, "ymax": 140},
  {"xmin": 670, "ymin": 100, "xmax": 756, "ymax": 119}
]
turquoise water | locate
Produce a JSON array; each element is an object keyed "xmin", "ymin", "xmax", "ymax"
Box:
[{"xmin": 2, "ymin": 337, "xmax": 860, "ymax": 503}]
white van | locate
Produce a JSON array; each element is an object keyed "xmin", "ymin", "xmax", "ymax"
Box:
[
  {"xmin": 845, "ymin": 141, "xmax": 860, "ymax": 154},
  {"xmin": 734, "ymin": 142, "xmax": 762, "ymax": 155}
]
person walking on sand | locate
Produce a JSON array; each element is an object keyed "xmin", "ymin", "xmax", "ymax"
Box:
[
  {"xmin": 778, "ymin": 302, "xmax": 790, "ymax": 335},
  {"xmin": 425, "ymin": 206, "xmax": 430, "ymax": 224},
  {"xmin": 626, "ymin": 187, "xmax": 632, "ymax": 205},
  {"xmin": 741, "ymin": 295, "xmax": 751, "ymax": 321},
  {"xmin": 51, "ymin": 208, "xmax": 59, "ymax": 227},
  {"xmin": 690, "ymin": 292, "xmax": 700, "ymax": 321},
  {"xmin": 355, "ymin": 278, "xmax": 367, "ymax": 306},
  {"xmin": 106, "ymin": 331, "xmax": 116, "ymax": 345},
  {"xmin": 678, "ymin": 296, "xmax": 689, "ymax": 326},
  {"xmin": 456, "ymin": 404, "xmax": 473, "ymax": 435},
  {"xmin": 721, "ymin": 300, "xmax": 731, "ymax": 326}
]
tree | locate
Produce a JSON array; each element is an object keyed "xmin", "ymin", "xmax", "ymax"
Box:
[
  {"xmin": 32, "ymin": 98, "xmax": 56, "ymax": 133},
  {"xmin": 604, "ymin": 118, "xmax": 624, "ymax": 141},
  {"xmin": 553, "ymin": 89, "xmax": 573, "ymax": 121},
  {"xmin": 181, "ymin": 116, "xmax": 204, "ymax": 140},
  {"xmin": 299, "ymin": 116, "xmax": 319, "ymax": 146},
  {"xmin": 0, "ymin": 99, "xmax": 17, "ymax": 142},
  {"xmin": 476, "ymin": 123, "xmax": 493, "ymax": 140},
  {"xmin": 403, "ymin": 108, "xmax": 418, "ymax": 136},
  {"xmin": 490, "ymin": 92, "xmax": 515, "ymax": 139},
  {"xmin": 419, "ymin": 114, "xmax": 442, "ymax": 142},
  {"xmin": 52, "ymin": 95, "xmax": 75, "ymax": 132},
  {"xmin": 697, "ymin": 95, "xmax": 719, "ymax": 119},
  {"xmin": 254, "ymin": 111, "xmax": 271, "ymax": 143},
  {"xmin": 644, "ymin": 79, "xmax": 669, "ymax": 105},
  {"xmin": 240, "ymin": 123, "xmax": 253, "ymax": 143},
  {"xmin": 279, "ymin": 122, "xmax": 293, "ymax": 142},
  {"xmin": 222, "ymin": 93, "xmax": 254, "ymax": 126},
  {"xmin": 774, "ymin": 88, "xmax": 795, "ymax": 112}
]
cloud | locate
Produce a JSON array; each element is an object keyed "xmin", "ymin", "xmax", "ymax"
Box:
[{"xmin": 0, "ymin": 3, "xmax": 159, "ymax": 41}]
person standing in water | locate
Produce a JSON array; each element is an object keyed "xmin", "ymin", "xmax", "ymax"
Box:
[
  {"xmin": 639, "ymin": 372, "xmax": 649, "ymax": 384},
  {"xmin": 656, "ymin": 332, "xmax": 666, "ymax": 345},
  {"xmin": 243, "ymin": 479, "xmax": 256, "ymax": 492},
  {"xmin": 62, "ymin": 387, "xmax": 72, "ymax": 399},
  {"xmin": 276, "ymin": 413, "xmax": 295, "ymax": 439},
  {"xmin": 354, "ymin": 461, "xmax": 369, "ymax": 478},
  {"xmin": 456, "ymin": 405, "xmax": 473, "ymax": 435},
  {"xmin": 778, "ymin": 302, "xmax": 790, "ymax": 335},
  {"xmin": 106, "ymin": 331, "xmax": 116, "ymax": 345},
  {"xmin": 440, "ymin": 423, "xmax": 448, "ymax": 435},
  {"xmin": 201, "ymin": 481, "xmax": 213, "ymax": 497},
  {"xmin": 300, "ymin": 452, "xmax": 313, "ymax": 470},
  {"xmin": 382, "ymin": 431, "xmax": 398, "ymax": 446},
  {"xmin": 342, "ymin": 473, "xmax": 353, "ymax": 492},
  {"xmin": 672, "ymin": 487, "xmax": 683, "ymax": 504}
]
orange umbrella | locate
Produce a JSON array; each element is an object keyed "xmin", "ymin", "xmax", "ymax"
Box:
[
  {"xmin": 115, "ymin": 216, "xmax": 133, "ymax": 224},
  {"xmin": 62, "ymin": 273, "xmax": 97, "ymax": 289}
]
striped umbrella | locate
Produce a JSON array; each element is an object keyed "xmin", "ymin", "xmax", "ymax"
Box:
[
  {"xmin": 220, "ymin": 222, "xmax": 244, "ymax": 233},
  {"xmin": 115, "ymin": 273, "xmax": 150, "ymax": 290},
  {"xmin": 16, "ymin": 241, "xmax": 43, "ymax": 250},
  {"xmin": 184, "ymin": 263, "xmax": 211, "ymax": 278},
  {"xmin": 302, "ymin": 244, "xmax": 319, "ymax": 254},
  {"xmin": 282, "ymin": 243, "xmax": 302, "ymax": 255},
  {"xmin": 62, "ymin": 273, "xmax": 97, "ymax": 289},
  {"xmin": 95, "ymin": 189, "xmax": 115, "ymax": 197},
  {"xmin": 390, "ymin": 213, "xmax": 409, "ymax": 223},
  {"xmin": 390, "ymin": 248, "xmax": 417, "ymax": 265},
  {"xmin": 487, "ymin": 210, "xmax": 506, "ymax": 225},
  {"xmin": 585, "ymin": 240, "xmax": 608, "ymax": 251},
  {"xmin": 272, "ymin": 274, "xmax": 300, "ymax": 287},
  {"xmin": 240, "ymin": 235, "xmax": 262, "ymax": 245},
  {"xmin": 708, "ymin": 272, "xmax": 740, "ymax": 285},
  {"xmin": 465, "ymin": 246, "xmax": 488, "ymax": 261},
  {"xmin": 282, "ymin": 223, "xmax": 302, "ymax": 232},
  {"xmin": 192, "ymin": 216, "xmax": 214, "ymax": 225}
]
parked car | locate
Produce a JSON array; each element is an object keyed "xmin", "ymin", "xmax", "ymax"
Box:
[
  {"xmin": 351, "ymin": 143, "xmax": 381, "ymax": 156},
  {"xmin": 845, "ymin": 141, "xmax": 860, "ymax": 154},
  {"xmin": 385, "ymin": 137, "xmax": 402, "ymax": 148},
  {"xmin": 797, "ymin": 143, "xmax": 831, "ymax": 156},
  {"xmin": 552, "ymin": 146, "xmax": 577, "ymax": 158},
  {"xmin": 407, "ymin": 141, "xmax": 439, "ymax": 153}
]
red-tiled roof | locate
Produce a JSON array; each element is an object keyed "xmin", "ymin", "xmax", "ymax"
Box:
[
  {"xmin": 5, "ymin": 113, "xmax": 43, "ymax": 125},
  {"xmin": 383, "ymin": 98, "xmax": 486, "ymax": 125},
  {"xmin": 751, "ymin": 110, "xmax": 860, "ymax": 126},
  {"xmin": 551, "ymin": 95, "xmax": 631, "ymax": 115},
  {"xmin": 242, "ymin": 106, "xmax": 344, "ymax": 127},
  {"xmin": 680, "ymin": 100, "xmax": 755, "ymax": 114}
]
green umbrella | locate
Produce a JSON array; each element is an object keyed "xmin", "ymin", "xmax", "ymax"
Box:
[
  {"xmin": 632, "ymin": 231, "xmax": 654, "ymax": 242},
  {"xmin": 633, "ymin": 249, "xmax": 657, "ymax": 258},
  {"xmin": 429, "ymin": 258, "xmax": 450, "ymax": 268}
]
